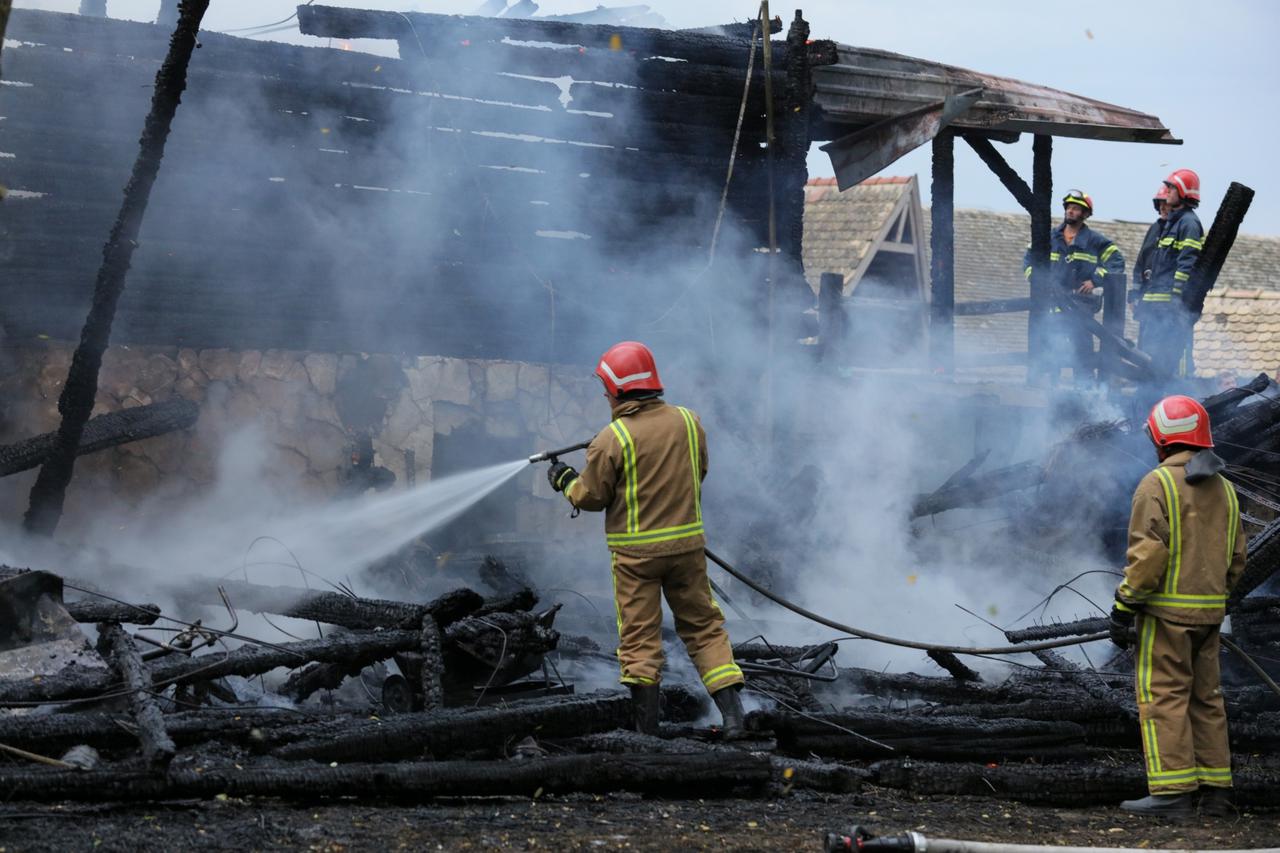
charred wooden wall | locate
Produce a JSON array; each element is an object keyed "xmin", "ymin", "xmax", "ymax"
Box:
[{"xmin": 0, "ymin": 9, "xmax": 816, "ymax": 364}]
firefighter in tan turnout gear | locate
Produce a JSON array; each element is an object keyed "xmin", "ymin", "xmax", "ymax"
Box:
[
  {"xmin": 546, "ymin": 341, "xmax": 746, "ymax": 737},
  {"xmin": 1109, "ymin": 395, "xmax": 1246, "ymax": 817}
]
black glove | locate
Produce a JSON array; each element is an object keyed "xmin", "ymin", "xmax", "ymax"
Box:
[
  {"xmin": 1109, "ymin": 604, "xmax": 1136, "ymax": 650},
  {"xmin": 547, "ymin": 461, "xmax": 578, "ymax": 493}
]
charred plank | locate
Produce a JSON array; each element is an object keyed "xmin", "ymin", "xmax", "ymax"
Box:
[{"xmin": 97, "ymin": 624, "xmax": 175, "ymax": 768}]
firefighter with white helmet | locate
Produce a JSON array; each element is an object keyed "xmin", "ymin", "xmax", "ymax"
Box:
[
  {"xmin": 546, "ymin": 341, "xmax": 746, "ymax": 737},
  {"xmin": 1110, "ymin": 395, "xmax": 1246, "ymax": 816}
]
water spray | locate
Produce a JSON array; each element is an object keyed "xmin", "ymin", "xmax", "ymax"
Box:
[{"xmin": 528, "ymin": 440, "xmax": 592, "ymax": 464}]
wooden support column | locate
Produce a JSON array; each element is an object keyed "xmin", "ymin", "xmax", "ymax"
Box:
[
  {"xmin": 1027, "ymin": 134, "xmax": 1053, "ymax": 384},
  {"xmin": 816, "ymin": 272, "xmax": 845, "ymax": 363},
  {"xmin": 929, "ymin": 131, "xmax": 955, "ymax": 374}
]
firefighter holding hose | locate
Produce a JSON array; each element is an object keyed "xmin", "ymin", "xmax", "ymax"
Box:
[
  {"xmin": 545, "ymin": 341, "xmax": 746, "ymax": 737},
  {"xmin": 1109, "ymin": 395, "xmax": 1246, "ymax": 816}
]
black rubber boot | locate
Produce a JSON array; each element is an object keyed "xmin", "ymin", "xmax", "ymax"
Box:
[
  {"xmin": 1199, "ymin": 786, "xmax": 1233, "ymax": 817},
  {"xmin": 629, "ymin": 684, "xmax": 660, "ymax": 736},
  {"xmin": 1119, "ymin": 793, "xmax": 1194, "ymax": 817},
  {"xmin": 711, "ymin": 685, "xmax": 746, "ymax": 739}
]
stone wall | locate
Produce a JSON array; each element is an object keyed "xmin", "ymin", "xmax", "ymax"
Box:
[{"xmin": 0, "ymin": 342, "xmax": 603, "ymax": 536}]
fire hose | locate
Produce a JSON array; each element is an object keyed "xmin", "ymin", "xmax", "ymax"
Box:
[{"xmin": 824, "ymin": 825, "xmax": 1280, "ymax": 853}]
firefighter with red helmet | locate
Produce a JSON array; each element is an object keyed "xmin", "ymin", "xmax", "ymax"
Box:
[
  {"xmin": 546, "ymin": 341, "xmax": 746, "ymax": 737},
  {"xmin": 1022, "ymin": 190, "xmax": 1125, "ymax": 387},
  {"xmin": 1140, "ymin": 169, "xmax": 1205, "ymax": 379},
  {"xmin": 1109, "ymin": 395, "xmax": 1246, "ymax": 817}
]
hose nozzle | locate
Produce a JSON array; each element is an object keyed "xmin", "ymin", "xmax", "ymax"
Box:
[{"xmin": 528, "ymin": 439, "xmax": 591, "ymax": 465}]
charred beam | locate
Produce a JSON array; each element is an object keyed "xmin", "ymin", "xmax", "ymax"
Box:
[
  {"xmin": 1026, "ymin": 134, "xmax": 1053, "ymax": 381},
  {"xmin": 962, "ymin": 134, "xmax": 1034, "ymax": 212},
  {"xmin": 911, "ymin": 460, "xmax": 1044, "ymax": 518},
  {"xmin": 98, "ymin": 624, "xmax": 175, "ymax": 768},
  {"xmin": 272, "ymin": 692, "xmax": 633, "ymax": 763},
  {"xmin": 0, "ymin": 753, "xmax": 772, "ymax": 803},
  {"xmin": 927, "ymin": 650, "xmax": 981, "ymax": 682},
  {"xmin": 1229, "ymin": 514, "xmax": 1280, "ymax": 609},
  {"xmin": 0, "ymin": 397, "xmax": 198, "ymax": 478},
  {"xmin": 23, "ymin": 0, "xmax": 211, "ymax": 535},
  {"xmin": 1004, "ymin": 617, "xmax": 1107, "ymax": 644},
  {"xmin": 420, "ymin": 615, "xmax": 444, "ymax": 711},
  {"xmin": 928, "ymin": 130, "xmax": 955, "ymax": 373},
  {"xmin": 1185, "ymin": 181, "xmax": 1255, "ymax": 316},
  {"xmin": 1031, "ymin": 648, "xmax": 1136, "ymax": 719},
  {"xmin": 204, "ymin": 581, "xmax": 483, "ymax": 630}
]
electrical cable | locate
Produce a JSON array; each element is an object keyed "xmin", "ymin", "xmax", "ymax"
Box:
[{"xmin": 703, "ymin": 548, "xmax": 1109, "ymax": 656}]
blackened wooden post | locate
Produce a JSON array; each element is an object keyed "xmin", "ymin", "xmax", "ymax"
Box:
[
  {"xmin": 24, "ymin": 0, "xmax": 212, "ymax": 535},
  {"xmin": 817, "ymin": 272, "xmax": 845, "ymax": 363},
  {"xmin": 1027, "ymin": 134, "xmax": 1053, "ymax": 384},
  {"xmin": 929, "ymin": 131, "xmax": 955, "ymax": 374}
]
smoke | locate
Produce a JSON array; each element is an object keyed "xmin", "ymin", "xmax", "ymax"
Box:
[{"xmin": 1, "ymin": 11, "xmax": 1133, "ymax": 686}]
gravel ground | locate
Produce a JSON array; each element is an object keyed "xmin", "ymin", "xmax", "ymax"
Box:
[{"xmin": 2, "ymin": 788, "xmax": 1278, "ymax": 851}]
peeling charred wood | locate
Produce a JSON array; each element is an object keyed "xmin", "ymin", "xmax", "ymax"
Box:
[
  {"xmin": 1032, "ymin": 648, "xmax": 1136, "ymax": 719},
  {"xmin": 474, "ymin": 587, "xmax": 538, "ymax": 617},
  {"xmin": 204, "ymin": 581, "xmax": 483, "ymax": 631},
  {"xmin": 64, "ymin": 599, "xmax": 161, "ymax": 626},
  {"xmin": 753, "ymin": 710, "xmax": 1086, "ymax": 761},
  {"xmin": 819, "ymin": 665, "xmax": 1084, "ymax": 707},
  {"xmin": 279, "ymin": 657, "xmax": 364, "ymax": 703},
  {"xmin": 911, "ymin": 698, "xmax": 1134, "ymax": 745},
  {"xmin": 272, "ymin": 692, "xmax": 634, "ymax": 762},
  {"xmin": 1185, "ymin": 182, "xmax": 1255, "ymax": 316},
  {"xmin": 22, "ymin": 0, "xmax": 211, "ymax": 535},
  {"xmin": 442, "ymin": 607, "xmax": 560, "ymax": 691},
  {"xmin": 569, "ymin": 731, "xmax": 865, "ymax": 794},
  {"xmin": 0, "ymin": 397, "xmax": 198, "ymax": 478},
  {"xmin": 869, "ymin": 758, "xmax": 1280, "ymax": 808},
  {"xmin": 927, "ymin": 650, "xmax": 980, "ymax": 682},
  {"xmin": 98, "ymin": 625, "xmax": 175, "ymax": 768},
  {"xmin": 419, "ymin": 615, "xmax": 444, "ymax": 711},
  {"xmin": 0, "ymin": 708, "xmax": 315, "ymax": 755},
  {"xmin": 0, "ymin": 753, "xmax": 772, "ymax": 803},
  {"xmin": 1003, "ymin": 617, "xmax": 1107, "ymax": 644}
]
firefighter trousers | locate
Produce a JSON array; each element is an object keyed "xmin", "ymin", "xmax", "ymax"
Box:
[
  {"xmin": 1134, "ymin": 614, "xmax": 1232, "ymax": 794},
  {"xmin": 610, "ymin": 549, "xmax": 744, "ymax": 695}
]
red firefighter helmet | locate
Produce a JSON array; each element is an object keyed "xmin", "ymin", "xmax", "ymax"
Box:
[
  {"xmin": 1062, "ymin": 189, "xmax": 1093, "ymax": 215},
  {"xmin": 1146, "ymin": 395, "xmax": 1214, "ymax": 449},
  {"xmin": 1152, "ymin": 183, "xmax": 1169, "ymax": 212},
  {"xmin": 1163, "ymin": 169, "xmax": 1201, "ymax": 202},
  {"xmin": 595, "ymin": 341, "xmax": 663, "ymax": 397}
]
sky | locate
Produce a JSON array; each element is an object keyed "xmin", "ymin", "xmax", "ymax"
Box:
[{"xmin": 15, "ymin": 0, "xmax": 1280, "ymax": 233}]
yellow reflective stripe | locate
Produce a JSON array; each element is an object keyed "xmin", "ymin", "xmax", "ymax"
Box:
[
  {"xmin": 1158, "ymin": 237, "xmax": 1175, "ymax": 247},
  {"xmin": 701, "ymin": 663, "xmax": 743, "ymax": 688},
  {"xmin": 1067, "ymin": 252, "xmax": 1098, "ymax": 263},
  {"xmin": 677, "ymin": 407, "xmax": 702, "ymax": 524},
  {"xmin": 1145, "ymin": 591, "xmax": 1226, "ymax": 606},
  {"xmin": 1101, "ymin": 244, "xmax": 1119, "ymax": 261},
  {"xmin": 1197, "ymin": 766, "xmax": 1233, "ymax": 782},
  {"xmin": 1174, "ymin": 238, "xmax": 1203, "ymax": 250},
  {"xmin": 1024, "ymin": 266, "xmax": 1033, "ymax": 280},
  {"xmin": 1114, "ymin": 600, "xmax": 1135, "ymax": 613},
  {"xmin": 1137, "ymin": 616, "xmax": 1156, "ymax": 705},
  {"xmin": 1174, "ymin": 271, "xmax": 1190, "ymax": 282},
  {"xmin": 1049, "ymin": 252, "xmax": 1061, "ymax": 261},
  {"xmin": 611, "ymin": 552, "xmax": 626, "ymax": 681},
  {"xmin": 606, "ymin": 522, "xmax": 705, "ymax": 546},
  {"xmin": 1143, "ymin": 293, "xmax": 1173, "ymax": 302},
  {"xmin": 1154, "ymin": 467, "xmax": 1181, "ymax": 594},
  {"xmin": 1224, "ymin": 478, "xmax": 1240, "ymax": 573},
  {"xmin": 1149, "ymin": 768, "xmax": 1198, "ymax": 781},
  {"xmin": 1143, "ymin": 720, "xmax": 1162, "ymax": 773},
  {"xmin": 1172, "ymin": 287, "xmax": 1183, "ymax": 294},
  {"xmin": 1095, "ymin": 267, "xmax": 1108, "ymax": 278},
  {"xmin": 608, "ymin": 420, "xmax": 638, "ymax": 534},
  {"xmin": 621, "ymin": 675, "xmax": 656, "ymax": 685}
]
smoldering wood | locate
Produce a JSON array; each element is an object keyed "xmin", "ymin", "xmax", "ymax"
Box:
[
  {"xmin": 752, "ymin": 709, "xmax": 1087, "ymax": 761},
  {"xmin": 1003, "ymin": 617, "xmax": 1107, "ymax": 644},
  {"xmin": 1230, "ymin": 516, "xmax": 1280, "ymax": 608},
  {"xmin": 0, "ymin": 397, "xmax": 198, "ymax": 478},
  {"xmin": 1031, "ymin": 648, "xmax": 1136, "ymax": 719},
  {"xmin": 22, "ymin": 0, "xmax": 211, "ymax": 535},
  {"xmin": 0, "ymin": 752, "xmax": 773, "ymax": 803},
  {"xmin": 0, "ymin": 708, "xmax": 316, "ymax": 755},
  {"xmin": 419, "ymin": 615, "xmax": 444, "ymax": 711},
  {"xmin": 441, "ymin": 606, "xmax": 561, "ymax": 692},
  {"xmin": 97, "ymin": 624, "xmax": 175, "ymax": 768},
  {"xmin": 869, "ymin": 758, "xmax": 1280, "ymax": 808},
  {"xmin": 926, "ymin": 649, "xmax": 980, "ymax": 682},
  {"xmin": 271, "ymin": 692, "xmax": 634, "ymax": 762},
  {"xmin": 202, "ymin": 582, "xmax": 483, "ymax": 630},
  {"xmin": 911, "ymin": 460, "xmax": 1043, "ymax": 518},
  {"xmin": 818, "ymin": 664, "xmax": 1087, "ymax": 707},
  {"xmin": 63, "ymin": 599, "xmax": 162, "ymax": 626}
]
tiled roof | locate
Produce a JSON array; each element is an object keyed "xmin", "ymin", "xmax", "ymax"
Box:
[
  {"xmin": 802, "ymin": 176, "xmax": 915, "ymax": 290},
  {"xmin": 802, "ymin": 188, "xmax": 1280, "ymax": 375},
  {"xmin": 921, "ymin": 210, "xmax": 1280, "ymax": 371},
  {"xmin": 1196, "ymin": 290, "xmax": 1280, "ymax": 377}
]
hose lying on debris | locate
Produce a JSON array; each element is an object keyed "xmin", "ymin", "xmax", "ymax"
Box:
[
  {"xmin": 704, "ymin": 549, "xmax": 1109, "ymax": 656},
  {"xmin": 706, "ymin": 549, "xmax": 1280, "ymax": 700}
]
